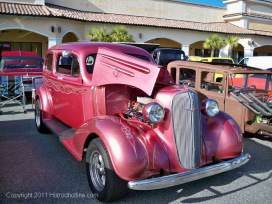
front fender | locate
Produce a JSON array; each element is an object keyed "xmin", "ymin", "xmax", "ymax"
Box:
[
  {"xmin": 72, "ymin": 116, "xmax": 169, "ymax": 181},
  {"xmin": 202, "ymin": 111, "xmax": 244, "ymax": 162}
]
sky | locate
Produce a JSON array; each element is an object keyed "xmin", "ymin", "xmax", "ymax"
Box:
[{"xmin": 179, "ymin": 0, "xmax": 227, "ymax": 7}]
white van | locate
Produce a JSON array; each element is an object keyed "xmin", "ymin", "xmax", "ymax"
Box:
[{"xmin": 239, "ymin": 56, "xmax": 272, "ymax": 69}]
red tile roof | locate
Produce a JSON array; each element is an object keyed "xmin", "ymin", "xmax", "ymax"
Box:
[{"xmin": 1, "ymin": 2, "xmax": 272, "ymax": 37}]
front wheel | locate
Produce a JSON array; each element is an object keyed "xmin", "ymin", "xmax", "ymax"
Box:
[
  {"xmin": 35, "ymin": 99, "xmax": 49, "ymax": 133},
  {"xmin": 86, "ymin": 138, "xmax": 128, "ymax": 202}
]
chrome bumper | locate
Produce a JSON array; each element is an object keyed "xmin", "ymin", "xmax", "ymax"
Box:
[{"xmin": 128, "ymin": 154, "xmax": 250, "ymax": 190}]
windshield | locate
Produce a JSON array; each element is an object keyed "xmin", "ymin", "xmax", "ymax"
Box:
[
  {"xmin": 1, "ymin": 56, "xmax": 43, "ymax": 69},
  {"xmin": 126, "ymin": 53, "xmax": 151, "ymax": 62},
  {"xmin": 229, "ymin": 73, "xmax": 272, "ymax": 90},
  {"xmin": 158, "ymin": 50, "xmax": 185, "ymax": 66}
]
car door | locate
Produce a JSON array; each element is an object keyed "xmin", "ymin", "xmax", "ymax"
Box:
[{"xmin": 51, "ymin": 52, "xmax": 84, "ymax": 128}]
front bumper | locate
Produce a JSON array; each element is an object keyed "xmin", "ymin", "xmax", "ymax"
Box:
[{"xmin": 128, "ymin": 154, "xmax": 250, "ymax": 190}]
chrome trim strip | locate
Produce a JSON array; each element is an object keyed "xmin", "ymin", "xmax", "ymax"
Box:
[{"xmin": 128, "ymin": 154, "xmax": 250, "ymax": 190}]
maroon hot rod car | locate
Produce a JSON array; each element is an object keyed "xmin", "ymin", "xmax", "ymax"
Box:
[{"xmin": 34, "ymin": 42, "xmax": 250, "ymax": 202}]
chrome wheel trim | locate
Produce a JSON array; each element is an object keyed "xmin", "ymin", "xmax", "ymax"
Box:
[
  {"xmin": 35, "ymin": 104, "xmax": 41, "ymax": 127},
  {"xmin": 89, "ymin": 151, "xmax": 106, "ymax": 191}
]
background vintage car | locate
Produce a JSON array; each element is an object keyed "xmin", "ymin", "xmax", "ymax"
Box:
[
  {"xmin": 168, "ymin": 61, "xmax": 272, "ymax": 137},
  {"xmin": 200, "ymin": 57, "xmax": 234, "ymax": 64},
  {"xmin": 239, "ymin": 56, "xmax": 272, "ymax": 70},
  {"xmin": 34, "ymin": 42, "xmax": 250, "ymax": 202},
  {"xmin": 0, "ymin": 51, "xmax": 43, "ymax": 92}
]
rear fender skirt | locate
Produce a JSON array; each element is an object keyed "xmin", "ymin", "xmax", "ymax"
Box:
[{"xmin": 72, "ymin": 116, "xmax": 169, "ymax": 181}]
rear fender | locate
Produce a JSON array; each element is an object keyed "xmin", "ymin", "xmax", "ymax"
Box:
[
  {"xmin": 72, "ymin": 116, "xmax": 169, "ymax": 181},
  {"xmin": 36, "ymin": 85, "xmax": 54, "ymax": 120},
  {"xmin": 202, "ymin": 111, "xmax": 244, "ymax": 162}
]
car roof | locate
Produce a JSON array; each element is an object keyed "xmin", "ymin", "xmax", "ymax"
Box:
[
  {"xmin": 48, "ymin": 42, "xmax": 153, "ymax": 59},
  {"xmin": 168, "ymin": 60, "xmax": 272, "ymax": 74}
]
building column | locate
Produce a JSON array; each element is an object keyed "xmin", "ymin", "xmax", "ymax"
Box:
[
  {"xmin": 182, "ymin": 45, "xmax": 190, "ymax": 57},
  {"xmin": 244, "ymin": 48, "xmax": 254, "ymax": 57},
  {"xmin": 219, "ymin": 45, "xmax": 229, "ymax": 58},
  {"xmin": 48, "ymin": 37, "xmax": 62, "ymax": 49}
]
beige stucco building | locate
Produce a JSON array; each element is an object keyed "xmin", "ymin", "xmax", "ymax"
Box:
[{"xmin": 0, "ymin": 0, "xmax": 272, "ymax": 63}]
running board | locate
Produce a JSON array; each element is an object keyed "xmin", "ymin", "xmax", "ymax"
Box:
[{"xmin": 44, "ymin": 119, "xmax": 76, "ymax": 141}]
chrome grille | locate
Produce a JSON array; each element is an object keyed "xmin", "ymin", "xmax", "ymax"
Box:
[{"xmin": 171, "ymin": 91, "xmax": 201, "ymax": 169}]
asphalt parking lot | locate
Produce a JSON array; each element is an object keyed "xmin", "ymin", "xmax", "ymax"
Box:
[{"xmin": 0, "ymin": 100, "xmax": 272, "ymax": 204}]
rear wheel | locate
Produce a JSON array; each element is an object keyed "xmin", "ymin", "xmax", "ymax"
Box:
[
  {"xmin": 35, "ymin": 99, "xmax": 49, "ymax": 133},
  {"xmin": 86, "ymin": 138, "xmax": 128, "ymax": 202}
]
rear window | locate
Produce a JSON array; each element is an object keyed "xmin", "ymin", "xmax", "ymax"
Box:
[{"xmin": 212, "ymin": 59, "xmax": 233, "ymax": 63}]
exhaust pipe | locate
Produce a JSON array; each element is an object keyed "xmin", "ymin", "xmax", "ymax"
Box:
[
  {"xmin": 239, "ymin": 92, "xmax": 272, "ymax": 116},
  {"xmin": 230, "ymin": 92, "xmax": 261, "ymax": 115},
  {"xmin": 248, "ymin": 92, "xmax": 272, "ymax": 114}
]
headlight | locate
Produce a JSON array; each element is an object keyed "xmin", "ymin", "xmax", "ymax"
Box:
[
  {"xmin": 142, "ymin": 102, "xmax": 165, "ymax": 123},
  {"xmin": 201, "ymin": 99, "xmax": 219, "ymax": 117}
]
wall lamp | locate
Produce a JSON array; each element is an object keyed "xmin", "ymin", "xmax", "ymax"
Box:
[{"xmin": 248, "ymin": 40, "xmax": 254, "ymax": 45}]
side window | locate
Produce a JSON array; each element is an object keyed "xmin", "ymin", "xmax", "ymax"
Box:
[
  {"xmin": 201, "ymin": 71, "xmax": 223, "ymax": 93},
  {"xmin": 239, "ymin": 58, "xmax": 248, "ymax": 65},
  {"xmin": 72, "ymin": 57, "xmax": 80, "ymax": 77},
  {"xmin": 45, "ymin": 54, "xmax": 53, "ymax": 71},
  {"xmin": 179, "ymin": 68, "xmax": 196, "ymax": 87},
  {"xmin": 57, "ymin": 54, "xmax": 80, "ymax": 77},
  {"xmin": 86, "ymin": 54, "xmax": 97, "ymax": 74}
]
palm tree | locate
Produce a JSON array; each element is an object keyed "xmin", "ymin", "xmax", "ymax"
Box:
[
  {"xmin": 110, "ymin": 25, "xmax": 133, "ymax": 42},
  {"xmin": 86, "ymin": 27, "xmax": 111, "ymax": 42},
  {"xmin": 203, "ymin": 34, "xmax": 225, "ymax": 57},
  {"xmin": 225, "ymin": 35, "xmax": 240, "ymax": 58}
]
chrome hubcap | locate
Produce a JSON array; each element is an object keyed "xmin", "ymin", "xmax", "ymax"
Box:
[{"xmin": 89, "ymin": 151, "xmax": 106, "ymax": 191}]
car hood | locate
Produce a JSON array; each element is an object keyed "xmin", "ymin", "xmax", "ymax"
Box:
[{"xmin": 92, "ymin": 47, "xmax": 161, "ymax": 96}]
